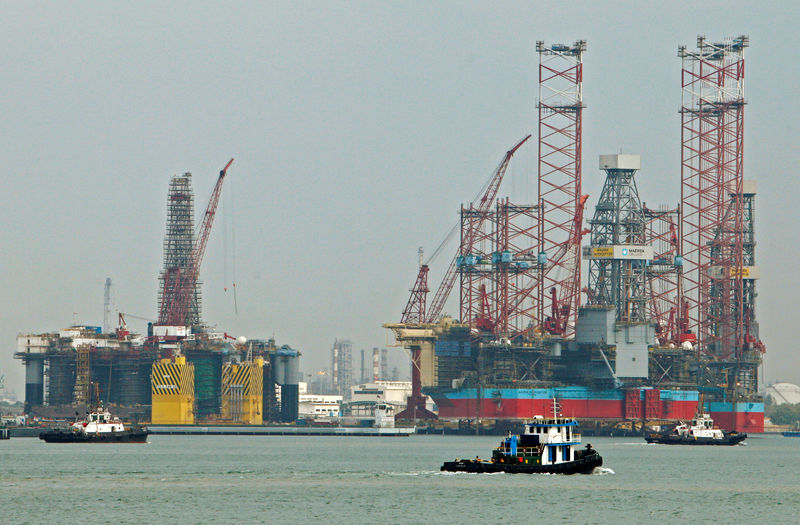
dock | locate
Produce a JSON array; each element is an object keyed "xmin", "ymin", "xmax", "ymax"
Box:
[{"xmin": 148, "ymin": 425, "xmax": 415, "ymax": 437}]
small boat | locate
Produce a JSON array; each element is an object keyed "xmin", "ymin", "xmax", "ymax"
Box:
[
  {"xmin": 645, "ymin": 412, "xmax": 746, "ymax": 445},
  {"xmin": 441, "ymin": 406, "xmax": 602, "ymax": 475},
  {"xmin": 39, "ymin": 407, "xmax": 149, "ymax": 443},
  {"xmin": 783, "ymin": 431, "xmax": 800, "ymax": 437}
]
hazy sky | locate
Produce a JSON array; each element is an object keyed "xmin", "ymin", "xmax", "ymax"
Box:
[{"xmin": 2, "ymin": 1, "xmax": 798, "ymax": 397}]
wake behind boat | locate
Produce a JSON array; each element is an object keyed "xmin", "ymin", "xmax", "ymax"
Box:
[
  {"xmin": 441, "ymin": 405, "xmax": 602, "ymax": 475},
  {"xmin": 645, "ymin": 412, "xmax": 746, "ymax": 445},
  {"xmin": 40, "ymin": 407, "xmax": 149, "ymax": 443}
]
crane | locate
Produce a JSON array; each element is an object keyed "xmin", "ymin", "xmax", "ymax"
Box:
[
  {"xmin": 158, "ymin": 158, "xmax": 234, "ymax": 328},
  {"xmin": 420, "ymin": 135, "xmax": 531, "ymax": 324}
]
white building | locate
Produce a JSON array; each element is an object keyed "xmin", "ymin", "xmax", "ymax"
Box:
[
  {"xmin": 298, "ymin": 382, "xmax": 342, "ymax": 419},
  {"xmin": 350, "ymin": 381, "xmax": 412, "ymax": 406}
]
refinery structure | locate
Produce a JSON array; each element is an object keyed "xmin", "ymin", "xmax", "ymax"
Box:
[
  {"xmin": 15, "ymin": 160, "xmax": 301, "ymax": 425},
  {"xmin": 387, "ymin": 35, "xmax": 765, "ymax": 433}
]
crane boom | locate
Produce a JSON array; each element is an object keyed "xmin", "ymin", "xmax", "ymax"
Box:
[
  {"xmin": 159, "ymin": 158, "xmax": 234, "ymax": 327},
  {"xmin": 400, "ymin": 264, "xmax": 429, "ymax": 323},
  {"xmin": 424, "ymin": 135, "xmax": 531, "ymax": 323}
]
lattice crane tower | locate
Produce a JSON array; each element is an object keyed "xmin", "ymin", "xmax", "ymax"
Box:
[
  {"xmin": 678, "ymin": 35, "xmax": 748, "ymax": 359},
  {"xmin": 536, "ymin": 40, "xmax": 586, "ymax": 337}
]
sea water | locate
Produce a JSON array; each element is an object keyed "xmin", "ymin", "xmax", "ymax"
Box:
[{"xmin": 2, "ymin": 433, "xmax": 799, "ymax": 524}]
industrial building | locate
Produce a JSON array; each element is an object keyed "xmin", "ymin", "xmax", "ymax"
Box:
[{"xmin": 387, "ymin": 36, "xmax": 764, "ymax": 433}]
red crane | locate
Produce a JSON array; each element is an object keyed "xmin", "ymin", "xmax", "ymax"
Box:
[
  {"xmin": 158, "ymin": 158, "xmax": 234, "ymax": 328},
  {"xmin": 422, "ymin": 135, "xmax": 531, "ymax": 323}
]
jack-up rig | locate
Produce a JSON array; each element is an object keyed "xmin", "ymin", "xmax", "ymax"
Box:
[{"xmin": 387, "ymin": 36, "xmax": 764, "ymax": 433}]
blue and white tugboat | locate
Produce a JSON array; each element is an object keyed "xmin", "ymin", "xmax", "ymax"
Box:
[
  {"xmin": 441, "ymin": 403, "xmax": 602, "ymax": 474},
  {"xmin": 40, "ymin": 407, "xmax": 149, "ymax": 443}
]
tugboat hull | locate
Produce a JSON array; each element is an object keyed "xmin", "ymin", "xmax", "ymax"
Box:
[
  {"xmin": 39, "ymin": 429, "xmax": 150, "ymax": 443},
  {"xmin": 644, "ymin": 432, "xmax": 746, "ymax": 445},
  {"xmin": 441, "ymin": 450, "xmax": 602, "ymax": 475}
]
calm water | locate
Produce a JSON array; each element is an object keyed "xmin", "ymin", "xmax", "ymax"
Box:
[{"xmin": 2, "ymin": 433, "xmax": 799, "ymax": 524}]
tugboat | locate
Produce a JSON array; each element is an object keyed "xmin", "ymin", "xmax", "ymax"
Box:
[
  {"xmin": 40, "ymin": 407, "xmax": 149, "ymax": 443},
  {"xmin": 441, "ymin": 406, "xmax": 602, "ymax": 474},
  {"xmin": 645, "ymin": 412, "xmax": 746, "ymax": 445}
]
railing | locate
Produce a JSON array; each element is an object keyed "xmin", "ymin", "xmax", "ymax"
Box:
[{"xmin": 541, "ymin": 433, "xmax": 581, "ymax": 444}]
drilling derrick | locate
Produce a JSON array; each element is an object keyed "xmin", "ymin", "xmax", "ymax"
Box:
[
  {"xmin": 157, "ymin": 159, "xmax": 234, "ymax": 332},
  {"xmin": 158, "ymin": 173, "xmax": 202, "ymax": 329},
  {"xmin": 536, "ymin": 40, "xmax": 586, "ymax": 338},
  {"xmin": 585, "ymin": 155, "xmax": 650, "ymax": 322},
  {"xmin": 678, "ymin": 35, "xmax": 748, "ymax": 360}
]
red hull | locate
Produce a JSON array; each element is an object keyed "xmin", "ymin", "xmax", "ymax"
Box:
[
  {"xmin": 709, "ymin": 411, "xmax": 764, "ymax": 434},
  {"xmin": 434, "ymin": 398, "xmax": 697, "ymax": 420}
]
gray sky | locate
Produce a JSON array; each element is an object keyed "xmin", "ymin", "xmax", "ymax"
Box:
[{"xmin": 2, "ymin": 1, "xmax": 798, "ymax": 397}]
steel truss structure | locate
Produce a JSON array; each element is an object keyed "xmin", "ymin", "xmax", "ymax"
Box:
[
  {"xmin": 678, "ymin": 35, "xmax": 748, "ymax": 360},
  {"xmin": 458, "ymin": 204, "xmax": 495, "ymax": 330},
  {"xmin": 586, "ymin": 160, "xmax": 648, "ymax": 322},
  {"xmin": 158, "ymin": 172, "xmax": 202, "ymax": 327},
  {"xmin": 400, "ymin": 264, "xmax": 429, "ymax": 324},
  {"xmin": 643, "ymin": 205, "xmax": 681, "ymax": 344},
  {"xmin": 738, "ymin": 184, "xmax": 762, "ymax": 353},
  {"xmin": 536, "ymin": 40, "xmax": 586, "ymax": 338},
  {"xmin": 493, "ymin": 199, "xmax": 543, "ymax": 337},
  {"xmin": 457, "ymin": 199, "xmax": 542, "ymax": 338},
  {"xmin": 426, "ymin": 136, "xmax": 530, "ymax": 324}
]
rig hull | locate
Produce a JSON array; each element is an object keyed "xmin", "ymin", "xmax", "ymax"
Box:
[{"xmin": 429, "ymin": 386, "xmax": 764, "ymax": 433}]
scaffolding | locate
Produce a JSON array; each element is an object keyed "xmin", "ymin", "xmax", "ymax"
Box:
[
  {"xmin": 73, "ymin": 344, "xmax": 91, "ymax": 406},
  {"xmin": 188, "ymin": 352, "xmax": 222, "ymax": 420},
  {"xmin": 158, "ymin": 172, "xmax": 202, "ymax": 328}
]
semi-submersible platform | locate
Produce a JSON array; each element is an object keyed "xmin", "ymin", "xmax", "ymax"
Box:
[
  {"xmin": 386, "ymin": 36, "xmax": 764, "ymax": 434},
  {"xmin": 15, "ymin": 327, "xmax": 301, "ymax": 425},
  {"xmin": 15, "ymin": 159, "xmax": 302, "ymax": 425}
]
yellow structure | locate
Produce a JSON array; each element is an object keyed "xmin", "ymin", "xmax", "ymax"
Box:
[
  {"xmin": 151, "ymin": 356, "xmax": 195, "ymax": 424},
  {"xmin": 221, "ymin": 358, "xmax": 263, "ymax": 425}
]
